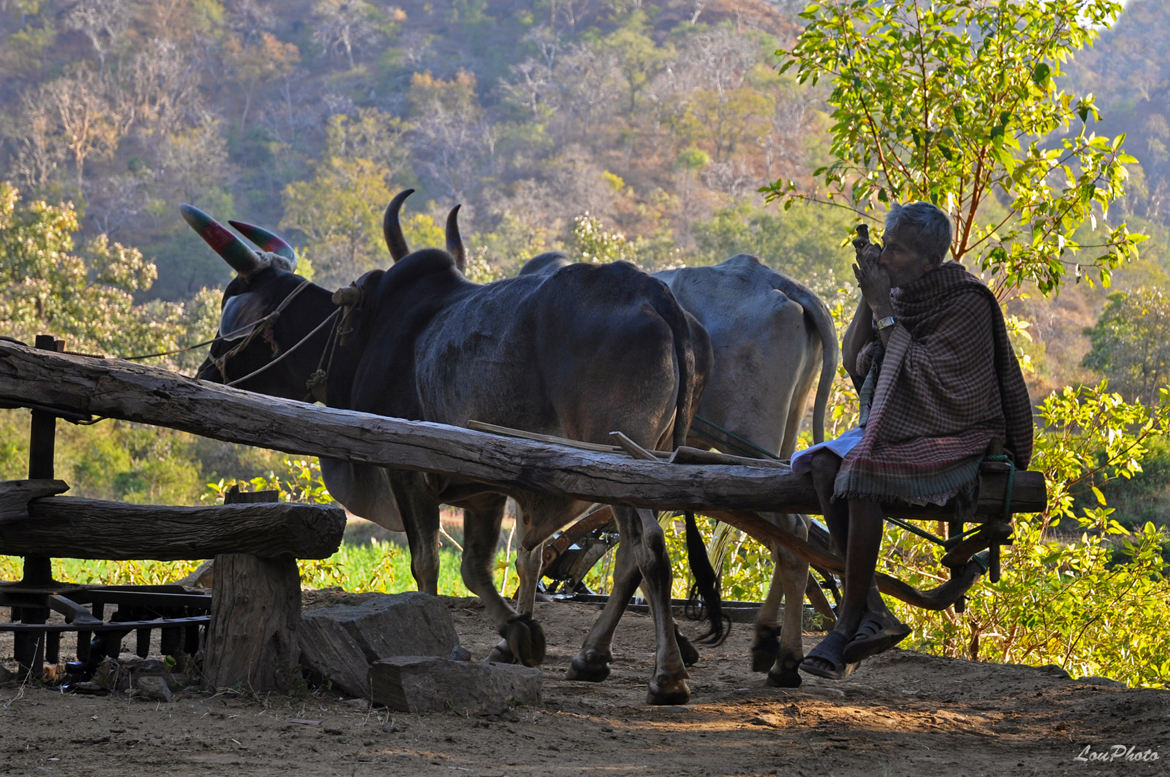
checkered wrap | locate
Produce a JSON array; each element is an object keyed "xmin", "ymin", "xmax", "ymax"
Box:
[{"xmin": 835, "ymin": 261, "xmax": 1034, "ymax": 508}]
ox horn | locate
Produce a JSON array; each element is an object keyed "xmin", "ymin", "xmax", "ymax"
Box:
[
  {"xmin": 446, "ymin": 204, "xmax": 466, "ymax": 273},
  {"xmin": 229, "ymin": 219, "xmax": 298, "ymax": 272},
  {"xmin": 180, "ymin": 203, "xmax": 265, "ymax": 277},
  {"xmin": 382, "ymin": 188, "xmax": 414, "ymax": 262}
]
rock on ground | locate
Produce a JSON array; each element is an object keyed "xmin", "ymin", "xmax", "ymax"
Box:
[
  {"xmin": 298, "ymin": 591, "xmax": 462, "ymax": 698},
  {"xmin": 369, "ymin": 656, "xmax": 542, "ymax": 714}
]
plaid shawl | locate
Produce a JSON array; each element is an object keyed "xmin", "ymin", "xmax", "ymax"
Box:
[{"xmin": 835, "ymin": 261, "xmax": 1033, "ymax": 507}]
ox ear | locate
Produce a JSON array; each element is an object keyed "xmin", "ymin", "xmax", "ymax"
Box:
[
  {"xmin": 181, "ymin": 203, "xmax": 265, "ymax": 277},
  {"xmin": 445, "ymin": 204, "xmax": 466, "ymax": 274},
  {"xmin": 382, "ymin": 188, "xmax": 414, "ymax": 262},
  {"xmin": 228, "ymin": 219, "xmax": 297, "ymax": 273}
]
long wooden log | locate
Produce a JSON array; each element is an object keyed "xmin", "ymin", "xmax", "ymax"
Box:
[
  {"xmin": 0, "ymin": 497, "xmax": 346, "ymax": 560},
  {"xmin": 709, "ymin": 508, "xmax": 985, "ymax": 611},
  {"xmin": 0, "ymin": 338, "xmax": 1047, "ymax": 518}
]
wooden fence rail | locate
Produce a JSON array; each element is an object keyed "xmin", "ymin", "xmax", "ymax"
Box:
[{"xmin": 0, "ymin": 338, "xmax": 1045, "ymax": 521}]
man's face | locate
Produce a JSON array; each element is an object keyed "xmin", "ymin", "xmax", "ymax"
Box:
[{"xmin": 879, "ymin": 225, "xmax": 936, "ymax": 288}]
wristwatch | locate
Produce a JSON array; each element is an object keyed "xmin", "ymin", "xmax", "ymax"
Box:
[{"xmin": 876, "ymin": 315, "xmax": 896, "ymax": 330}]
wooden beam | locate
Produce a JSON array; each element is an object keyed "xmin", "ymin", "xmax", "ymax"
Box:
[
  {"xmin": 0, "ymin": 338, "xmax": 1046, "ymax": 518},
  {"xmin": 0, "ymin": 497, "xmax": 346, "ymax": 560},
  {"xmin": 0, "ymin": 479, "xmax": 68, "ymax": 521},
  {"xmin": 708, "ymin": 508, "xmax": 987, "ymax": 611}
]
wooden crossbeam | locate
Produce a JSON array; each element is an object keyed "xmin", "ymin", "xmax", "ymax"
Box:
[
  {"xmin": 0, "ymin": 339, "xmax": 1047, "ymax": 520},
  {"xmin": 0, "ymin": 490, "xmax": 346, "ymax": 560}
]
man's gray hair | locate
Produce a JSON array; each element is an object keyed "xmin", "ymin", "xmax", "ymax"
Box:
[{"xmin": 886, "ymin": 202, "xmax": 953, "ymax": 264}]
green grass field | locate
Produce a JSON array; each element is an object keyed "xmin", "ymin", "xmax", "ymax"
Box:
[{"xmin": 0, "ymin": 540, "xmax": 502, "ymax": 597}]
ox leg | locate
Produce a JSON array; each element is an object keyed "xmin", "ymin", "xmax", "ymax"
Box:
[
  {"xmin": 462, "ymin": 497, "xmax": 547, "ymax": 668},
  {"xmin": 619, "ymin": 506, "xmax": 690, "ymax": 705},
  {"xmin": 567, "ymin": 512, "xmax": 699, "ymax": 690},
  {"xmin": 751, "ymin": 551, "xmax": 785, "ymax": 674},
  {"xmin": 566, "ymin": 534, "xmax": 641, "ymax": 684},
  {"xmin": 513, "ymin": 540, "xmax": 544, "ymax": 617},
  {"xmin": 751, "ymin": 515, "xmax": 811, "ymax": 688},
  {"xmin": 391, "ymin": 474, "xmax": 441, "ymax": 595},
  {"xmin": 766, "ymin": 540, "xmax": 809, "ymax": 688}
]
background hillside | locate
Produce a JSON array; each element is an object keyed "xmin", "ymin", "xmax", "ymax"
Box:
[{"xmin": 1, "ymin": 0, "xmax": 854, "ymax": 298}]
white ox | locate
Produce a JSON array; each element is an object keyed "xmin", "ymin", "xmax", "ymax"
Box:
[{"xmin": 653, "ymin": 254, "xmax": 838, "ymax": 687}]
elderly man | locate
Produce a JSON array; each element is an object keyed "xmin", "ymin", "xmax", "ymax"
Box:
[{"xmin": 794, "ymin": 202, "xmax": 1033, "ymax": 680}]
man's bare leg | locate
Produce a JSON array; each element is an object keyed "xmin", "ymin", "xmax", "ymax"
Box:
[{"xmin": 801, "ymin": 498, "xmax": 886, "ymax": 679}]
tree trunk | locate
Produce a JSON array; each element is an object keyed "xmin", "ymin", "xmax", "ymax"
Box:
[
  {"xmin": 201, "ymin": 488, "xmax": 304, "ymax": 692},
  {"xmin": 202, "ymin": 552, "xmax": 303, "ymax": 692}
]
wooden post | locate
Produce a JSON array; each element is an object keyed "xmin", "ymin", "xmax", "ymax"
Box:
[
  {"xmin": 201, "ymin": 488, "xmax": 304, "ymax": 692},
  {"xmin": 21, "ymin": 335, "xmax": 59, "ymax": 586},
  {"xmin": 12, "ymin": 335, "xmax": 61, "ymax": 672}
]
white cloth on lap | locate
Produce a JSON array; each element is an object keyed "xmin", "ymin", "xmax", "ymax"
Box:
[{"xmin": 790, "ymin": 426, "xmax": 865, "ymax": 475}]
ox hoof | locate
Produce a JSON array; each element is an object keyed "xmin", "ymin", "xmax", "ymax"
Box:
[
  {"xmin": 675, "ymin": 627, "xmax": 700, "ymax": 667},
  {"xmin": 750, "ymin": 625, "xmax": 781, "ymax": 673},
  {"xmin": 766, "ymin": 667, "xmax": 802, "ymax": 688},
  {"xmin": 647, "ymin": 676, "xmax": 691, "ymax": 706},
  {"xmin": 765, "ymin": 656, "xmax": 803, "ymax": 688},
  {"xmin": 566, "ymin": 651, "xmax": 612, "ymax": 683},
  {"xmin": 486, "ymin": 639, "xmax": 514, "ymax": 664},
  {"xmin": 498, "ymin": 614, "xmax": 546, "ymax": 667}
]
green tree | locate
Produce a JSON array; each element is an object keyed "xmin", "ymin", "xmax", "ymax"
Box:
[
  {"xmin": 0, "ymin": 181, "xmax": 197, "ymax": 362},
  {"xmin": 768, "ymin": 0, "xmax": 1170, "ymax": 687},
  {"xmin": 569, "ymin": 213, "xmax": 632, "ymax": 264},
  {"xmin": 691, "ymin": 198, "xmax": 855, "ymax": 295},
  {"xmin": 887, "ymin": 384, "xmax": 1170, "ymax": 688},
  {"xmin": 223, "ymin": 31, "xmax": 300, "ymax": 130},
  {"xmin": 280, "ymin": 110, "xmax": 412, "ymax": 287},
  {"xmin": 1082, "ymin": 287, "xmax": 1170, "ymax": 404},
  {"xmin": 596, "ymin": 13, "xmax": 673, "ymax": 123},
  {"xmin": 770, "ymin": 0, "xmax": 1144, "ymax": 296}
]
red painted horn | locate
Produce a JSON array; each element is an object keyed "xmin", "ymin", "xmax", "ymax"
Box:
[
  {"xmin": 382, "ymin": 188, "xmax": 414, "ymax": 262},
  {"xmin": 180, "ymin": 203, "xmax": 264, "ymax": 277},
  {"xmin": 229, "ymin": 219, "xmax": 298, "ymax": 270},
  {"xmin": 446, "ymin": 204, "xmax": 466, "ymax": 273}
]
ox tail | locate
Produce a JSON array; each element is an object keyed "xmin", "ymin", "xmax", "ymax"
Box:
[
  {"xmin": 806, "ymin": 294, "xmax": 839, "ymax": 444},
  {"xmin": 653, "ymin": 285, "xmax": 726, "ymax": 645},
  {"xmin": 770, "ymin": 277, "xmax": 839, "ymax": 445},
  {"xmin": 684, "ymin": 511, "xmax": 729, "ymax": 646}
]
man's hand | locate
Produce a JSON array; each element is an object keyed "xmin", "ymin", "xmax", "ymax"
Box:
[{"xmin": 853, "ymin": 244, "xmax": 892, "ymax": 315}]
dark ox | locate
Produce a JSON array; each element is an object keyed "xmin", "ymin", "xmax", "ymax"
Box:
[
  {"xmin": 183, "ymin": 192, "xmax": 711, "ymax": 704},
  {"xmin": 523, "ymin": 252, "xmax": 838, "ymax": 688}
]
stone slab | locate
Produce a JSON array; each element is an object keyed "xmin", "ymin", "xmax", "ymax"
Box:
[
  {"xmin": 369, "ymin": 656, "xmax": 542, "ymax": 714},
  {"xmin": 299, "ymin": 592, "xmax": 460, "ymax": 698}
]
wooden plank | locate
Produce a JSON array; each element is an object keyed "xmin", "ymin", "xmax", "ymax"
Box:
[
  {"xmin": 0, "ymin": 479, "xmax": 69, "ymax": 521},
  {"xmin": 468, "ymin": 419, "xmax": 626, "ymax": 453},
  {"xmin": 0, "ymin": 338, "xmax": 1047, "ymax": 517},
  {"xmin": 0, "ymin": 497, "xmax": 346, "ymax": 560},
  {"xmin": 669, "ymin": 446, "xmax": 789, "ymax": 468},
  {"xmin": 469, "ymin": 419, "xmax": 675, "ymax": 458},
  {"xmin": 609, "ymin": 431, "xmax": 658, "ymax": 461}
]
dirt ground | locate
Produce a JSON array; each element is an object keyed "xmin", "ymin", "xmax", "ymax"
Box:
[{"xmin": 1, "ymin": 591, "xmax": 1167, "ymax": 777}]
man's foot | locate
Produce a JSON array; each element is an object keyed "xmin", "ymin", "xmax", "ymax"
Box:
[
  {"xmin": 799, "ymin": 631, "xmax": 857, "ymax": 681},
  {"xmin": 841, "ymin": 615, "xmax": 911, "ymax": 664}
]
